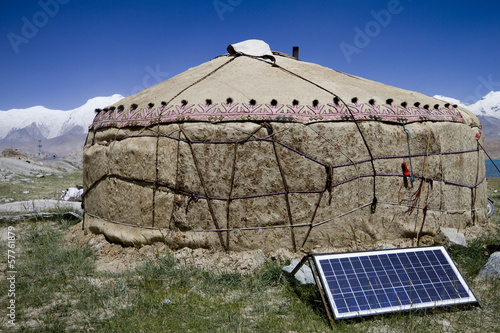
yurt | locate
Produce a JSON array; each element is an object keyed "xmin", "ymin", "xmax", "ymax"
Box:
[{"xmin": 83, "ymin": 40, "xmax": 488, "ymax": 252}]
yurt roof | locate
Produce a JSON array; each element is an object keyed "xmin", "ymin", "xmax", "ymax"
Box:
[{"xmin": 94, "ymin": 40, "xmax": 477, "ymax": 129}]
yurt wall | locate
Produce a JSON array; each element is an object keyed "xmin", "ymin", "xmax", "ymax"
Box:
[{"xmin": 82, "ymin": 41, "xmax": 489, "ymax": 252}]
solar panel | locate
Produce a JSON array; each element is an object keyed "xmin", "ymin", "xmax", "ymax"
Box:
[{"xmin": 311, "ymin": 246, "xmax": 478, "ymax": 319}]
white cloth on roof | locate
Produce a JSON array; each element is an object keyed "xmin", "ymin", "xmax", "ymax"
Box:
[{"xmin": 227, "ymin": 39, "xmax": 275, "ymax": 62}]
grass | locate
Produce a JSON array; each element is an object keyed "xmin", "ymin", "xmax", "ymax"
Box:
[
  {"xmin": 0, "ymin": 171, "xmax": 83, "ymax": 202},
  {"xmin": 0, "ymin": 214, "xmax": 499, "ymax": 332},
  {"xmin": 0, "ymin": 174, "xmax": 499, "ymax": 331},
  {"xmin": 0, "ymin": 214, "xmax": 332, "ymax": 332}
]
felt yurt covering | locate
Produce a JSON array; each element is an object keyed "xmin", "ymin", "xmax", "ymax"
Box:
[{"xmin": 83, "ymin": 40, "xmax": 488, "ymax": 252}]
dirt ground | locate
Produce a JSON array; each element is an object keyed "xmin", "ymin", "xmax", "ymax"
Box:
[
  {"xmin": 65, "ymin": 220, "xmax": 477, "ymax": 274},
  {"xmin": 66, "ymin": 221, "xmax": 302, "ymax": 274}
]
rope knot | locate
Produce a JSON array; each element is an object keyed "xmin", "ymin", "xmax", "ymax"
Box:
[
  {"xmin": 185, "ymin": 192, "xmax": 201, "ymax": 214},
  {"xmin": 191, "ymin": 193, "xmax": 201, "ymax": 202}
]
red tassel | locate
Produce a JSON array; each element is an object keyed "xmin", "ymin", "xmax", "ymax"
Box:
[
  {"xmin": 401, "ymin": 162, "xmax": 410, "ymax": 188},
  {"xmin": 401, "ymin": 162, "xmax": 410, "ymax": 176}
]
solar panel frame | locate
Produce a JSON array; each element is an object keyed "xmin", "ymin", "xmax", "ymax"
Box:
[{"xmin": 311, "ymin": 246, "xmax": 478, "ymax": 319}]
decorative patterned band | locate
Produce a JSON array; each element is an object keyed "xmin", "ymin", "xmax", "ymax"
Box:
[{"xmin": 90, "ymin": 101, "xmax": 464, "ymax": 130}]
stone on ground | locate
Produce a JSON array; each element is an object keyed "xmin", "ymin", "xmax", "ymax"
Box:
[{"xmin": 283, "ymin": 259, "xmax": 315, "ymax": 285}]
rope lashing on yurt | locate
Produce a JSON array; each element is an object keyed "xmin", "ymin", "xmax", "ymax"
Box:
[
  {"xmin": 82, "ymin": 144, "xmax": 485, "ymax": 203},
  {"xmin": 266, "ymin": 123, "xmax": 299, "ymax": 252},
  {"xmin": 179, "ymin": 124, "xmax": 229, "ymax": 251},
  {"xmin": 226, "ymin": 139, "xmax": 239, "ymax": 248},
  {"xmin": 471, "ymin": 129, "xmax": 481, "ymax": 225},
  {"xmin": 402, "ymin": 124, "xmax": 415, "ymax": 186},
  {"xmin": 87, "ymin": 131, "xmax": 482, "ymax": 161},
  {"xmin": 83, "ymin": 115, "xmax": 486, "ymax": 249},
  {"xmin": 82, "ymin": 145, "xmax": 486, "ymax": 245},
  {"xmin": 84, "ymin": 48, "xmax": 487, "ymax": 251},
  {"xmin": 270, "ymin": 62, "xmax": 379, "ymax": 214},
  {"xmin": 84, "ymin": 200, "xmax": 485, "ymax": 234},
  {"xmin": 81, "ymin": 134, "xmax": 486, "ymax": 202},
  {"xmin": 415, "ymin": 123, "xmax": 432, "ymax": 246},
  {"xmin": 85, "ymin": 203, "xmax": 372, "ymax": 232},
  {"xmin": 151, "ymin": 57, "xmax": 238, "ymax": 249}
]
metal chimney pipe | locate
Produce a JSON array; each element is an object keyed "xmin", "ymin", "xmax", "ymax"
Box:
[{"xmin": 293, "ymin": 46, "xmax": 299, "ymax": 60}]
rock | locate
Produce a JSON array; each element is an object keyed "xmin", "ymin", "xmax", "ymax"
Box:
[
  {"xmin": 477, "ymin": 252, "xmax": 500, "ymax": 280},
  {"xmin": 251, "ymin": 249, "xmax": 267, "ymax": 266},
  {"xmin": 62, "ymin": 212, "xmax": 82, "ymax": 221},
  {"xmin": 437, "ymin": 319, "xmax": 453, "ymax": 333},
  {"xmin": 283, "ymin": 259, "xmax": 315, "ymax": 285},
  {"xmin": 378, "ymin": 244, "xmax": 396, "ymax": 250},
  {"xmin": 439, "ymin": 227, "xmax": 467, "ymax": 247},
  {"xmin": 60, "ymin": 188, "xmax": 83, "ymax": 202},
  {"xmin": 18, "ymin": 178, "xmax": 34, "ymax": 183},
  {"xmin": 36, "ymin": 174, "xmax": 44, "ymax": 178},
  {"xmin": 1, "ymin": 148, "xmax": 27, "ymax": 159}
]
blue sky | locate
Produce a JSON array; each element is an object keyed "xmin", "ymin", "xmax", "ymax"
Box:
[{"xmin": 1, "ymin": 0, "xmax": 499, "ymax": 110}]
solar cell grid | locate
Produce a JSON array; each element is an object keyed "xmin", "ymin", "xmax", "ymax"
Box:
[{"xmin": 311, "ymin": 246, "xmax": 478, "ymax": 319}]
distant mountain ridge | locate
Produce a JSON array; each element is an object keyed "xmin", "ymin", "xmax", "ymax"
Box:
[
  {"xmin": 0, "ymin": 94, "xmax": 123, "ymax": 156},
  {"xmin": 435, "ymin": 92, "xmax": 500, "ymax": 158},
  {"xmin": 435, "ymin": 91, "xmax": 500, "ymax": 119},
  {"xmin": 0, "ymin": 94, "xmax": 124, "ymax": 140},
  {"xmin": 435, "ymin": 92, "xmax": 500, "ymax": 138},
  {"xmin": 2, "ymin": 92, "xmax": 499, "ymax": 157}
]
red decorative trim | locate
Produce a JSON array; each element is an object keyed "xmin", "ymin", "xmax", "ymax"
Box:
[{"xmin": 90, "ymin": 102, "xmax": 463, "ymax": 130}]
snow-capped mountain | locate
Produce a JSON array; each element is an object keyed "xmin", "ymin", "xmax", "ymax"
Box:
[
  {"xmin": 0, "ymin": 94, "xmax": 123, "ymax": 156},
  {"xmin": 0, "ymin": 94, "xmax": 123, "ymax": 142},
  {"xmin": 435, "ymin": 91, "xmax": 500, "ymax": 144},
  {"xmin": 56, "ymin": 95, "xmax": 124, "ymax": 137},
  {"xmin": 468, "ymin": 91, "xmax": 500, "ymax": 118},
  {"xmin": 0, "ymin": 105, "xmax": 66, "ymax": 140},
  {"xmin": 434, "ymin": 91, "xmax": 500, "ymax": 119}
]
